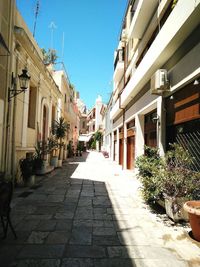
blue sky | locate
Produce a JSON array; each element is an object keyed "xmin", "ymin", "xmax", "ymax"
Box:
[{"xmin": 16, "ymin": 0, "xmax": 127, "ymax": 109}]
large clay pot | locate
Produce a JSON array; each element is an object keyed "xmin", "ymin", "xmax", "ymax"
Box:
[
  {"xmin": 25, "ymin": 175, "xmax": 35, "ymax": 187},
  {"xmin": 57, "ymin": 159, "xmax": 62, "ymax": 167},
  {"xmin": 50, "ymin": 156, "xmax": 58, "ymax": 168},
  {"xmin": 184, "ymin": 201, "xmax": 200, "ymax": 242},
  {"xmin": 164, "ymin": 197, "xmax": 189, "ymax": 222}
]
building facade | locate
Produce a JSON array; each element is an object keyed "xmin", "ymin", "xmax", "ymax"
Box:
[
  {"xmin": 52, "ymin": 69, "xmax": 80, "ymax": 151},
  {"xmin": 0, "ymin": 0, "xmax": 14, "ymax": 174},
  {"xmin": 109, "ymin": 0, "xmax": 200, "ymax": 170},
  {"xmin": 0, "ymin": 1, "xmax": 77, "ymax": 179}
]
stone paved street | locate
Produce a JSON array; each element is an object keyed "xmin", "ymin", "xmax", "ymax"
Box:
[{"xmin": 0, "ymin": 151, "xmax": 200, "ymax": 267}]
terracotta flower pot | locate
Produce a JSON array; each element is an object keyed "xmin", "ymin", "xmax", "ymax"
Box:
[{"xmin": 183, "ymin": 201, "xmax": 200, "ymax": 242}]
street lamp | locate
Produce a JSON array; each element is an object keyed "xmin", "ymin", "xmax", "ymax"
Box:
[
  {"xmin": 8, "ymin": 68, "xmax": 31, "ymax": 101},
  {"xmin": 193, "ymin": 79, "xmax": 199, "ymax": 85}
]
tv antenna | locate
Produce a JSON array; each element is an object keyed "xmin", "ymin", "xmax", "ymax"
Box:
[
  {"xmin": 61, "ymin": 32, "xmax": 65, "ymax": 61},
  {"xmin": 33, "ymin": 0, "xmax": 40, "ymax": 37},
  {"xmin": 49, "ymin": 21, "xmax": 57, "ymax": 49}
]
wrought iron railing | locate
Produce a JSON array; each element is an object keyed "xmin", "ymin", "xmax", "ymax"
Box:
[{"xmin": 176, "ymin": 130, "xmax": 200, "ymax": 171}]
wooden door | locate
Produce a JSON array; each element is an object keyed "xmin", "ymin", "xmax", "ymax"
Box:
[
  {"xmin": 144, "ymin": 111, "xmax": 157, "ymax": 148},
  {"xmin": 114, "ymin": 140, "xmax": 117, "ymax": 161},
  {"xmin": 119, "ymin": 139, "xmax": 123, "ymax": 165},
  {"xmin": 127, "ymin": 136, "xmax": 135, "ymax": 169}
]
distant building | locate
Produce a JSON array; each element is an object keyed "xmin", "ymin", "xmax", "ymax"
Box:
[{"xmin": 87, "ymin": 95, "xmax": 105, "ymax": 135}]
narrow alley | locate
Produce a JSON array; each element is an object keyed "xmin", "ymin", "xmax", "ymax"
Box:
[{"xmin": 0, "ymin": 151, "xmax": 200, "ymax": 267}]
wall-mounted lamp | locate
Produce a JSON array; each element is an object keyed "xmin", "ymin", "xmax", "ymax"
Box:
[
  {"xmin": 8, "ymin": 68, "xmax": 30, "ymax": 102},
  {"xmin": 152, "ymin": 114, "xmax": 159, "ymax": 124},
  {"xmin": 193, "ymin": 79, "xmax": 199, "ymax": 85}
]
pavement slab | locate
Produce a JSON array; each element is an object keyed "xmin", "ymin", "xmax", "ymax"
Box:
[
  {"xmin": 15, "ymin": 259, "xmax": 61, "ymax": 267},
  {"xmin": 17, "ymin": 244, "xmax": 65, "ymax": 259},
  {"xmin": 61, "ymin": 258, "xmax": 94, "ymax": 267},
  {"xmin": 63, "ymin": 245, "xmax": 106, "ymax": 258},
  {"xmin": 1, "ymin": 151, "xmax": 200, "ymax": 266}
]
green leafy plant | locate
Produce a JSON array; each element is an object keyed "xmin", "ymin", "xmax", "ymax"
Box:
[
  {"xmin": 19, "ymin": 157, "xmax": 34, "ymax": 182},
  {"xmin": 77, "ymin": 142, "xmax": 83, "ymax": 156},
  {"xmin": 94, "ymin": 131, "xmax": 102, "ymax": 142},
  {"xmin": 33, "ymin": 143, "xmax": 44, "ymax": 170},
  {"xmin": 136, "ymin": 146, "xmax": 164, "ymax": 203},
  {"xmin": 136, "ymin": 143, "xmax": 200, "ymax": 214},
  {"xmin": 160, "ymin": 143, "xmax": 200, "ymax": 200},
  {"xmin": 67, "ymin": 141, "xmax": 74, "ymax": 158},
  {"xmin": 48, "ymin": 134, "xmax": 58, "ymax": 156},
  {"xmin": 91, "ymin": 140, "xmax": 96, "ymax": 150},
  {"xmin": 53, "ymin": 117, "xmax": 68, "ymax": 160},
  {"xmin": 41, "ymin": 48, "xmax": 58, "ymax": 64}
]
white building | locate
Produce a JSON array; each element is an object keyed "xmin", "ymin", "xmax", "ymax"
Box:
[{"xmin": 109, "ymin": 0, "xmax": 200, "ymax": 170}]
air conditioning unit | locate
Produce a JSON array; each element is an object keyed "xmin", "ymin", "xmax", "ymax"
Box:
[{"xmin": 150, "ymin": 69, "xmax": 169, "ymax": 94}]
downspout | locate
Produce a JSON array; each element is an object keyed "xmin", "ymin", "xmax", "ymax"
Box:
[
  {"xmin": 11, "ymin": 54, "xmax": 19, "ymax": 180},
  {"xmin": 118, "ymin": 38, "xmax": 127, "ymax": 170},
  {"xmin": 4, "ymin": 0, "xmax": 14, "ymax": 176},
  {"xmin": 119, "ymin": 93, "xmax": 125, "ymax": 170}
]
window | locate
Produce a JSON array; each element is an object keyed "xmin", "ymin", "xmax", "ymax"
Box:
[{"xmin": 28, "ymin": 87, "xmax": 36, "ymax": 129}]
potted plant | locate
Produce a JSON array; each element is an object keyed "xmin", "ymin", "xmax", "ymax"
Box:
[
  {"xmin": 160, "ymin": 143, "xmax": 200, "ymax": 222},
  {"xmin": 54, "ymin": 117, "xmax": 68, "ymax": 167},
  {"xmin": 136, "ymin": 143, "xmax": 200, "ymax": 222},
  {"xmin": 184, "ymin": 200, "xmax": 200, "ymax": 241},
  {"xmin": 33, "ymin": 142, "xmax": 47, "ymax": 175},
  {"xmin": 76, "ymin": 142, "xmax": 83, "ymax": 156},
  {"xmin": 63, "ymin": 144, "xmax": 68, "ymax": 160},
  {"xmin": 67, "ymin": 141, "xmax": 73, "ymax": 158},
  {"xmin": 19, "ymin": 156, "xmax": 35, "ymax": 186},
  {"xmin": 94, "ymin": 131, "xmax": 102, "ymax": 151},
  {"xmin": 48, "ymin": 134, "xmax": 58, "ymax": 168}
]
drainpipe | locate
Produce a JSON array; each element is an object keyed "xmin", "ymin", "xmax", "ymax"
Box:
[
  {"xmin": 4, "ymin": 0, "xmax": 14, "ymax": 176},
  {"xmin": 11, "ymin": 54, "xmax": 19, "ymax": 180},
  {"xmin": 118, "ymin": 36, "xmax": 127, "ymax": 170},
  {"xmin": 119, "ymin": 93, "xmax": 125, "ymax": 170}
]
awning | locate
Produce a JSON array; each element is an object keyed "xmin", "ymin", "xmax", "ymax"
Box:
[
  {"xmin": 0, "ymin": 33, "xmax": 10, "ymax": 55},
  {"xmin": 78, "ymin": 134, "xmax": 93, "ymax": 142}
]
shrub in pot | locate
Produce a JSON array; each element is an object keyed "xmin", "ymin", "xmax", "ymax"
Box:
[
  {"xmin": 48, "ymin": 134, "xmax": 58, "ymax": 167},
  {"xmin": 33, "ymin": 143, "xmax": 46, "ymax": 175},
  {"xmin": 136, "ymin": 143, "xmax": 200, "ymax": 222},
  {"xmin": 67, "ymin": 141, "xmax": 74, "ymax": 158},
  {"xmin": 160, "ymin": 143, "xmax": 200, "ymax": 222},
  {"xmin": 77, "ymin": 142, "xmax": 83, "ymax": 156},
  {"xmin": 19, "ymin": 156, "xmax": 35, "ymax": 186}
]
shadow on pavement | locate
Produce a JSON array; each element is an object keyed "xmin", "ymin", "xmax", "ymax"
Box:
[{"xmin": 0, "ymin": 151, "xmax": 179, "ymax": 267}]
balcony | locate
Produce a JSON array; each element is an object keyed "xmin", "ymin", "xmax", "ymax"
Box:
[
  {"xmin": 111, "ymin": 0, "xmax": 200, "ymax": 119},
  {"xmin": 113, "ymin": 75, "xmax": 125, "ymax": 103},
  {"xmin": 128, "ymin": 0, "xmax": 158, "ymax": 39},
  {"xmin": 113, "ymin": 49, "xmax": 124, "ymax": 82}
]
